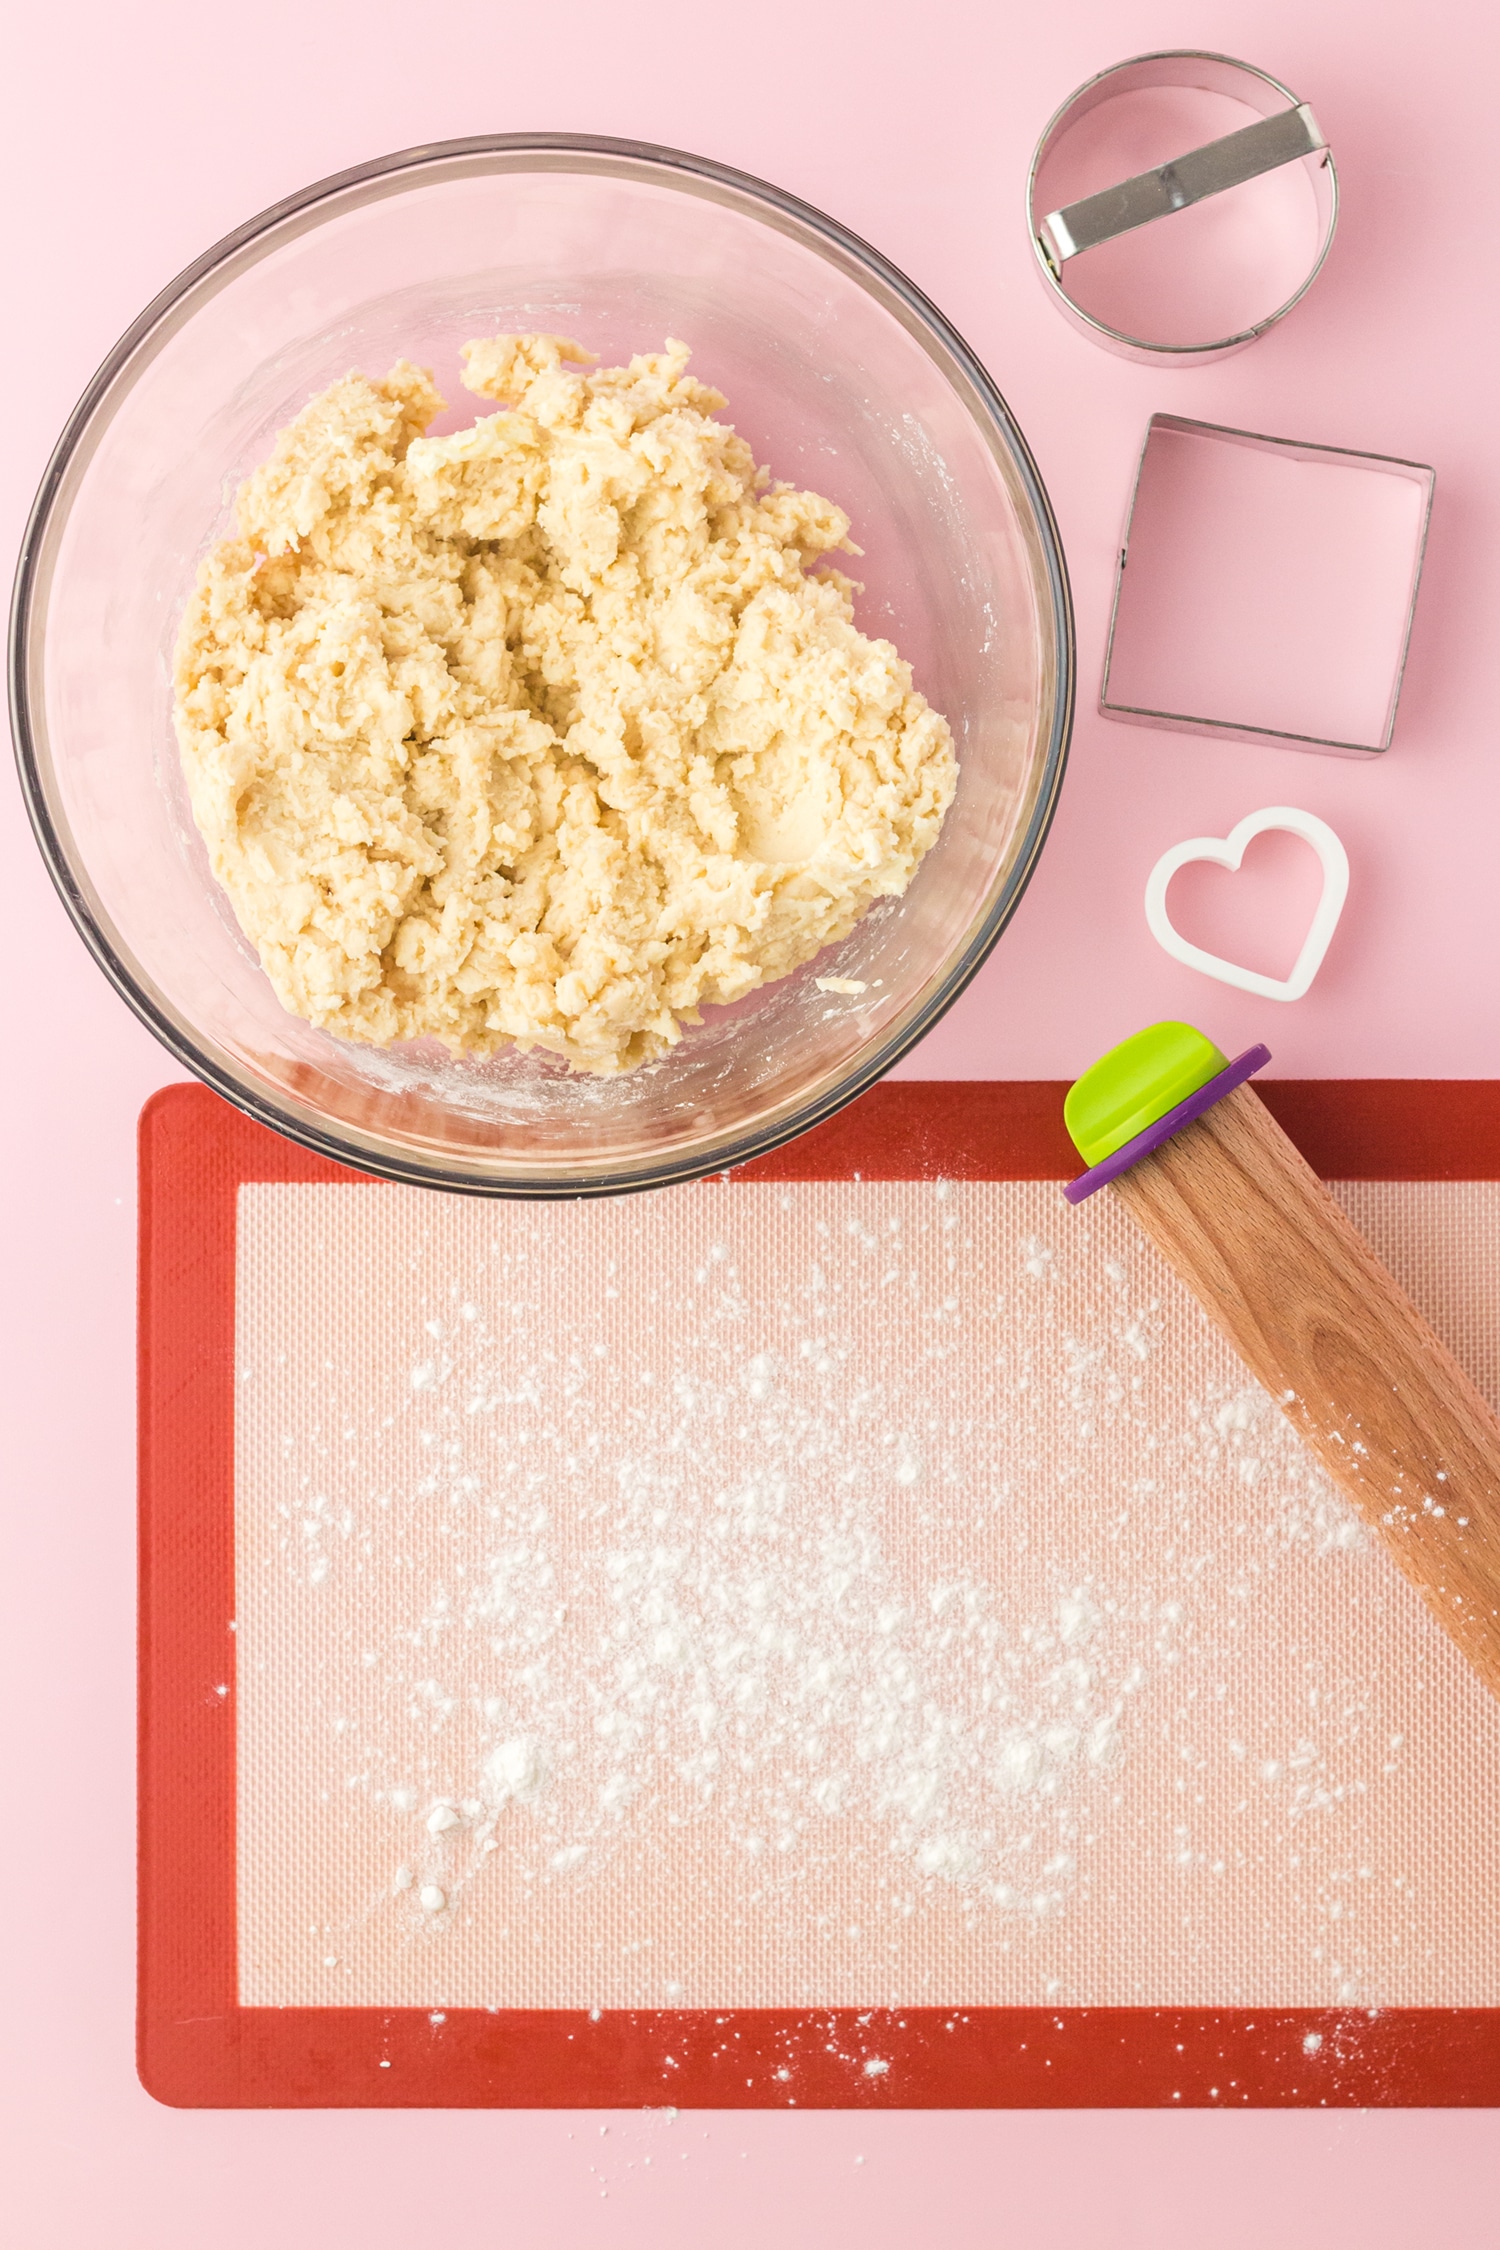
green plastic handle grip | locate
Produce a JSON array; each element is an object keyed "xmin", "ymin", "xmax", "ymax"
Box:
[{"xmin": 1063, "ymin": 1022, "xmax": 1228, "ymax": 1168}]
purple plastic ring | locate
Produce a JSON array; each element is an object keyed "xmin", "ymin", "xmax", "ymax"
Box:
[{"xmin": 1063, "ymin": 1044, "xmax": 1272, "ymax": 1205}]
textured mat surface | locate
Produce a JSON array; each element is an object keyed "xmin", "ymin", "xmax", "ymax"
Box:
[
  {"xmin": 237, "ymin": 1175, "xmax": 1500, "ymax": 2014},
  {"xmin": 139, "ymin": 1081, "xmax": 1500, "ymax": 2105}
]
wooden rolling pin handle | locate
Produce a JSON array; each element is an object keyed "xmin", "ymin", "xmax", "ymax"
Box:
[{"xmin": 1111, "ymin": 1081, "xmax": 1500, "ymax": 1700}]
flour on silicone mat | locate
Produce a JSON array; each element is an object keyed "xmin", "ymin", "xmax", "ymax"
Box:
[{"xmin": 231, "ymin": 1177, "xmax": 1450, "ymax": 2012}]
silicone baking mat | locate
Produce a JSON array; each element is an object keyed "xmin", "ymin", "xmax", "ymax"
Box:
[{"xmin": 139, "ymin": 1080, "xmax": 1500, "ymax": 2107}]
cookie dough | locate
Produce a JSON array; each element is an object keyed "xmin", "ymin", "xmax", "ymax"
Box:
[{"xmin": 174, "ymin": 333, "xmax": 957, "ymax": 1074}]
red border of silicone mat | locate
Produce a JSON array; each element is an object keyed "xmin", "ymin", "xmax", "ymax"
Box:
[{"xmin": 139, "ymin": 1078, "xmax": 1500, "ymax": 2108}]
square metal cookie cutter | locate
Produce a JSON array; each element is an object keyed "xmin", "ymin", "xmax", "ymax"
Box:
[{"xmin": 1100, "ymin": 415, "xmax": 1437, "ymax": 758}]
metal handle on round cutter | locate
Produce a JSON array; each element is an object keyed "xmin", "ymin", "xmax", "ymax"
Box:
[{"xmin": 1039, "ymin": 103, "xmax": 1326, "ymax": 269}]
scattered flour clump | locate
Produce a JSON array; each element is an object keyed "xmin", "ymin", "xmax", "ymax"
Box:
[{"xmin": 484, "ymin": 1736, "xmax": 545, "ymax": 1805}]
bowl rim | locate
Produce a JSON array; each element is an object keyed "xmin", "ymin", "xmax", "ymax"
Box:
[{"xmin": 9, "ymin": 131, "xmax": 1075, "ymax": 1198}]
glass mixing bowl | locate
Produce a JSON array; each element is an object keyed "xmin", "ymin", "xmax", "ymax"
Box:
[{"xmin": 11, "ymin": 135, "xmax": 1073, "ymax": 1195}]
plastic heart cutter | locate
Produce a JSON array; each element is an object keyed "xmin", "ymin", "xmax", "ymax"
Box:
[{"xmin": 1144, "ymin": 805, "xmax": 1349, "ymax": 1003}]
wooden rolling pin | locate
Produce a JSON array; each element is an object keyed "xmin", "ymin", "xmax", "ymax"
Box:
[{"xmin": 1064, "ymin": 1022, "xmax": 1500, "ymax": 1701}]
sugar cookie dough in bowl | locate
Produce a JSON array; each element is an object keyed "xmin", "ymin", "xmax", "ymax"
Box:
[
  {"xmin": 174, "ymin": 333, "xmax": 957, "ymax": 1077},
  {"xmin": 14, "ymin": 138, "xmax": 1072, "ymax": 1194}
]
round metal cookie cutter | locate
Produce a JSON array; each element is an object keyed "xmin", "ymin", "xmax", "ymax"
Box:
[{"xmin": 1027, "ymin": 51, "xmax": 1339, "ymax": 364}]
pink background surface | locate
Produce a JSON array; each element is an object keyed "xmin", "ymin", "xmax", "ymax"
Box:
[{"xmin": 3, "ymin": 0, "xmax": 1498, "ymax": 2242}]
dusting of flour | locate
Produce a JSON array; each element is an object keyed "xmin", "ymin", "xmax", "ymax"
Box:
[{"xmin": 224, "ymin": 1177, "xmax": 1500, "ymax": 2018}]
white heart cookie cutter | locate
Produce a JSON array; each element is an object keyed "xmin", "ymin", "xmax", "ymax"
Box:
[{"xmin": 1144, "ymin": 805, "xmax": 1349, "ymax": 1002}]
